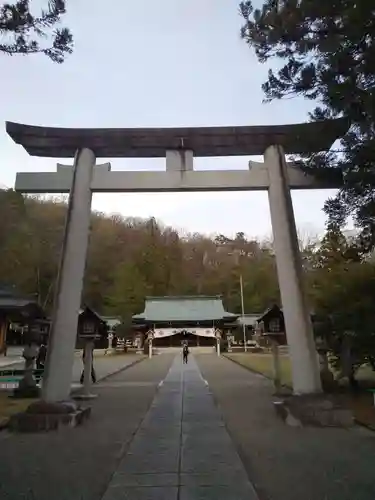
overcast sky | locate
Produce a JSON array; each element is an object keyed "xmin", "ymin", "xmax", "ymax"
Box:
[{"xmin": 0, "ymin": 0, "xmax": 344, "ymax": 241}]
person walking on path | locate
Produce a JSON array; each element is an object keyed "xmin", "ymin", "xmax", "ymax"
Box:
[
  {"xmin": 80, "ymin": 347, "xmax": 97, "ymax": 384},
  {"xmin": 182, "ymin": 344, "xmax": 189, "ymax": 364},
  {"xmin": 36, "ymin": 343, "xmax": 47, "ymax": 370}
]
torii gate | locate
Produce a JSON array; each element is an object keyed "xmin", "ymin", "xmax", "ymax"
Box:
[{"xmin": 6, "ymin": 119, "xmax": 347, "ymax": 402}]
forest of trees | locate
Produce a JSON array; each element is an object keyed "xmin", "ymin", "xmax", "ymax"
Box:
[
  {"xmin": 0, "ymin": 189, "xmax": 281, "ymax": 319},
  {"xmin": 2, "ymin": 187, "xmax": 375, "ymax": 374},
  {"xmin": 1, "ymin": 186, "xmax": 375, "ymax": 380},
  {"xmin": 240, "ymin": 0, "xmax": 375, "ymax": 250}
]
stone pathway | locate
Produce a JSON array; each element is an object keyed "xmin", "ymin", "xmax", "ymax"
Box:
[
  {"xmin": 102, "ymin": 355, "xmax": 258, "ymax": 500},
  {"xmin": 0, "ymin": 354, "xmax": 173, "ymax": 500},
  {"xmin": 197, "ymin": 354, "xmax": 375, "ymax": 500}
]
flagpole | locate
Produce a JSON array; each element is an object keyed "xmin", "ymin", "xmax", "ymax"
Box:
[{"xmin": 240, "ymin": 274, "xmax": 247, "ymax": 352}]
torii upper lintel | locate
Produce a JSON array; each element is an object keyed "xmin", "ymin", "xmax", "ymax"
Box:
[{"xmin": 5, "ymin": 118, "xmax": 348, "ymax": 158}]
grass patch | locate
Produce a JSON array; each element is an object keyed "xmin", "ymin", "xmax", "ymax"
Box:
[
  {"xmin": 225, "ymin": 353, "xmax": 293, "ymax": 387},
  {"xmin": 0, "ymin": 392, "xmax": 37, "ymax": 427},
  {"xmin": 224, "ymin": 352, "xmax": 375, "ymax": 430}
]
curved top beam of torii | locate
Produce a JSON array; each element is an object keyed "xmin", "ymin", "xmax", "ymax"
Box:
[{"xmin": 6, "ymin": 119, "xmax": 348, "ymax": 158}]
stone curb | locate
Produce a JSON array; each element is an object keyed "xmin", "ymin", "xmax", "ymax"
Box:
[
  {"xmin": 353, "ymin": 419, "xmax": 375, "ymax": 433},
  {"xmin": 95, "ymin": 355, "xmax": 147, "ymax": 384}
]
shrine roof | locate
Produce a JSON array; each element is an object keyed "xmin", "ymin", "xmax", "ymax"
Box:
[
  {"xmin": 6, "ymin": 119, "xmax": 348, "ymax": 158},
  {"xmin": 236, "ymin": 314, "xmax": 262, "ymax": 327},
  {"xmin": 0, "ymin": 284, "xmax": 45, "ymax": 317},
  {"xmin": 133, "ymin": 296, "xmax": 238, "ymax": 323}
]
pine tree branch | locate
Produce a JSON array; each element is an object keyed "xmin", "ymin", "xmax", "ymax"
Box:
[{"xmin": 0, "ymin": 0, "xmax": 72, "ymax": 62}]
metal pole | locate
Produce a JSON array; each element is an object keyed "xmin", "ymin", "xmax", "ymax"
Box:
[{"xmin": 240, "ymin": 274, "xmax": 247, "ymax": 352}]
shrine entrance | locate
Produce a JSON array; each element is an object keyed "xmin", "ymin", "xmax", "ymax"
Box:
[
  {"xmin": 6, "ymin": 118, "xmax": 347, "ymax": 401},
  {"xmin": 153, "ymin": 331, "xmax": 214, "ymax": 348}
]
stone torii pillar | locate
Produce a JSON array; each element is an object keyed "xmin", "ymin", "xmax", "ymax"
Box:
[
  {"xmin": 42, "ymin": 149, "xmax": 96, "ymax": 402},
  {"xmin": 265, "ymin": 145, "xmax": 322, "ymax": 395}
]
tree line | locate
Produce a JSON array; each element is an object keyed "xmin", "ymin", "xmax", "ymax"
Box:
[
  {"xmin": 1, "ymin": 188, "xmax": 375, "ymax": 382},
  {"xmin": 0, "ymin": 189, "xmax": 280, "ymax": 317}
]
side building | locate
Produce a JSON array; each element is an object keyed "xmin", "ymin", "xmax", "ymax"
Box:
[{"xmin": 132, "ymin": 295, "xmax": 238, "ymax": 347}]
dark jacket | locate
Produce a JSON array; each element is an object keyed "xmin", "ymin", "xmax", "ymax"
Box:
[{"xmin": 37, "ymin": 344, "xmax": 47, "ymax": 362}]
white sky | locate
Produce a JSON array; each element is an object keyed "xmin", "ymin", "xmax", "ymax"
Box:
[{"xmin": 0, "ymin": 0, "xmax": 345, "ymax": 241}]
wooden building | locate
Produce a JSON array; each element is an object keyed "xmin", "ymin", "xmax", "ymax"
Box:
[
  {"xmin": 233, "ymin": 314, "xmax": 261, "ymax": 344},
  {"xmin": 0, "ymin": 284, "xmax": 46, "ymax": 353},
  {"xmin": 76, "ymin": 306, "xmax": 108, "ymax": 349},
  {"xmin": 132, "ymin": 296, "xmax": 238, "ymax": 347},
  {"xmin": 5, "ymin": 304, "xmax": 109, "ymax": 350},
  {"xmin": 256, "ymin": 305, "xmax": 287, "ymax": 346}
]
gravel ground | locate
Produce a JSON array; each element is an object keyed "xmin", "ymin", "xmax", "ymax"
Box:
[
  {"xmin": 0, "ymin": 353, "xmax": 174, "ymax": 500},
  {"xmin": 196, "ymin": 354, "xmax": 375, "ymax": 500}
]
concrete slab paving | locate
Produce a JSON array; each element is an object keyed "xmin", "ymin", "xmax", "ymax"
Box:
[
  {"xmin": 197, "ymin": 354, "xmax": 375, "ymax": 500},
  {"xmin": 102, "ymin": 486, "xmax": 178, "ymax": 500},
  {"xmin": 0, "ymin": 354, "xmax": 175, "ymax": 500},
  {"xmin": 102, "ymin": 355, "xmax": 258, "ymax": 499}
]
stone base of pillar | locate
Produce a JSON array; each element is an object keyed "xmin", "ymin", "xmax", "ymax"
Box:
[
  {"xmin": 8, "ymin": 400, "xmax": 91, "ymax": 433},
  {"xmin": 73, "ymin": 393, "xmax": 98, "ymax": 401},
  {"xmin": 273, "ymin": 394, "xmax": 354, "ymax": 428}
]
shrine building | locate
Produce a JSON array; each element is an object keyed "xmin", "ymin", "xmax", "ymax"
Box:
[{"xmin": 132, "ymin": 296, "xmax": 238, "ymax": 347}]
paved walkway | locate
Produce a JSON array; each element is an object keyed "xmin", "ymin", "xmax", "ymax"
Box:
[
  {"xmin": 102, "ymin": 355, "xmax": 258, "ymax": 500},
  {"xmin": 196, "ymin": 354, "xmax": 375, "ymax": 500},
  {"xmin": 2, "ymin": 352, "xmax": 374, "ymax": 500},
  {"xmin": 0, "ymin": 347, "xmax": 23, "ymax": 368},
  {"xmin": 0, "ymin": 355, "xmax": 173, "ymax": 500}
]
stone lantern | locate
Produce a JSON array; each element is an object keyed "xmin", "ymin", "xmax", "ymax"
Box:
[
  {"xmin": 147, "ymin": 330, "xmax": 154, "ymax": 359},
  {"xmin": 13, "ymin": 310, "xmax": 42, "ymax": 398},
  {"xmin": 315, "ymin": 335, "xmax": 335, "ymax": 390},
  {"xmin": 263, "ymin": 317, "xmax": 285, "ymax": 394},
  {"xmin": 76, "ymin": 315, "xmax": 100, "ymax": 400}
]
